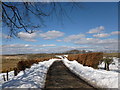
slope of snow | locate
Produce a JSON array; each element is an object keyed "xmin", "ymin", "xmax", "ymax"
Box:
[
  {"xmin": 1, "ymin": 59, "xmax": 61, "ymax": 88},
  {"xmin": 62, "ymin": 57, "xmax": 118, "ymax": 88}
]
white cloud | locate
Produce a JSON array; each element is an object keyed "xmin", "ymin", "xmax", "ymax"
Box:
[
  {"xmin": 2, "ymin": 39, "xmax": 119, "ymax": 54},
  {"xmin": 18, "ymin": 32, "xmax": 37, "ymax": 42},
  {"xmin": 111, "ymin": 31, "xmax": 120, "ymax": 35},
  {"xmin": 0, "ymin": 33, "xmax": 11, "ymax": 39},
  {"xmin": 62, "ymin": 33, "xmax": 118, "ymax": 51},
  {"xmin": 39, "ymin": 44, "xmax": 56, "ymax": 47},
  {"xmin": 97, "ymin": 39, "xmax": 118, "ymax": 45},
  {"xmin": 17, "ymin": 30, "xmax": 64, "ymax": 41},
  {"xmin": 56, "ymin": 40, "xmax": 62, "ymax": 42},
  {"xmin": 2, "ymin": 44, "xmax": 56, "ymax": 54},
  {"xmin": 93, "ymin": 33, "xmax": 110, "ymax": 38},
  {"xmin": 74, "ymin": 38, "xmax": 118, "ymax": 45},
  {"xmin": 2, "ymin": 44, "xmax": 31, "ymax": 48},
  {"xmin": 73, "ymin": 38, "xmax": 118, "ymax": 52},
  {"xmin": 64, "ymin": 34, "xmax": 85, "ymax": 42},
  {"xmin": 87, "ymin": 26, "xmax": 104, "ymax": 34},
  {"xmin": 74, "ymin": 38, "xmax": 99, "ymax": 45},
  {"xmin": 39, "ymin": 30, "xmax": 64, "ymax": 40}
]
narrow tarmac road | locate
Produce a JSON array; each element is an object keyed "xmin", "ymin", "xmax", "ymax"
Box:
[{"xmin": 45, "ymin": 61, "xmax": 97, "ymax": 89}]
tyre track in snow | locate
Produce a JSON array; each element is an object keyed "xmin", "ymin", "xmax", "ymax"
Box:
[{"xmin": 45, "ymin": 61, "xmax": 97, "ymax": 89}]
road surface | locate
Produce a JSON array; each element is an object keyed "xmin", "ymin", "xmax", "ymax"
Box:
[{"xmin": 45, "ymin": 61, "xmax": 97, "ymax": 89}]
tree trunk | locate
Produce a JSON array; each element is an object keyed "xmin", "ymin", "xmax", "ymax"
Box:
[
  {"xmin": 3, "ymin": 75, "xmax": 6, "ymax": 81},
  {"xmin": 106, "ymin": 63, "xmax": 110, "ymax": 71},
  {"xmin": 6, "ymin": 71, "xmax": 9, "ymax": 81},
  {"xmin": 104, "ymin": 62, "xmax": 107, "ymax": 70},
  {"xmin": 14, "ymin": 68, "xmax": 18, "ymax": 76}
]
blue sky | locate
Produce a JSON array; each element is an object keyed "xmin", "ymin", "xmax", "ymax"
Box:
[{"xmin": 1, "ymin": 2, "xmax": 119, "ymax": 54}]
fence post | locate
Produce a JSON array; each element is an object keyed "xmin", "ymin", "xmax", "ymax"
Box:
[
  {"xmin": 14, "ymin": 68, "xmax": 18, "ymax": 76},
  {"xmin": 3, "ymin": 75, "xmax": 6, "ymax": 81},
  {"xmin": 6, "ymin": 70, "xmax": 8, "ymax": 81}
]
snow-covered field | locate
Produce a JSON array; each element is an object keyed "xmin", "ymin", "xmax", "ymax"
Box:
[{"xmin": 0, "ymin": 55, "xmax": 119, "ymax": 89}]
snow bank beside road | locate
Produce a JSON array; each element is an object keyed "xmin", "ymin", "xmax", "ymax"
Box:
[
  {"xmin": 62, "ymin": 57, "xmax": 118, "ymax": 88},
  {"xmin": 1, "ymin": 55, "xmax": 119, "ymax": 89},
  {"xmin": 2, "ymin": 59, "xmax": 61, "ymax": 88},
  {"xmin": 0, "ymin": 71, "xmax": 14, "ymax": 89}
]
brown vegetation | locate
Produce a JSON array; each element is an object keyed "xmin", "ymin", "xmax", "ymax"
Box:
[
  {"xmin": 67, "ymin": 54, "xmax": 79, "ymax": 61},
  {"xmin": 1, "ymin": 54, "xmax": 56, "ymax": 73},
  {"xmin": 1, "ymin": 53, "xmax": 118, "ymax": 73},
  {"xmin": 68, "ymin": 52, "xmax": 103, "ymax": 69},
  {"xmin": 103, "ymin": 53, "xmax": 120, "ymax": 58}
]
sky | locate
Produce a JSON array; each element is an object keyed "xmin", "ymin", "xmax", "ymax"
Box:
[{"xmin": 1, "ymin": 2, "xmax": 119, "ymax": 54}]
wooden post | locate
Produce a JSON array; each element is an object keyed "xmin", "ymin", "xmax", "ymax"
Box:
[
  {"xmin": 3, "ymin": 75, "xmax": 6, "ymax": 81},
  {"xmin": 14, "ymin": 68, "xmax": 18, "ymax": 76},
  {"xmin": 106, "ymin": 63, "xmax": 110, "ymax": 71},
  {"xmin": 6, "ymin": 70, "xmax": 8, "ymax": 81},
  {"xmin": 104, "ymin": 62, "xmax": 107, "ymax": 70}
]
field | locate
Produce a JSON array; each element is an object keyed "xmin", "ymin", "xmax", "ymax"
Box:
[
  {"xmin": 1, "ymin": 54, "xmax": 57, "ymax": 73},
  {"xmin": 103, "ymin": 53, "xmax": 120, "ymax": 58},
  {"xmin": 1, "ymin": 53, "xmax": 119, "ymax": 73}
]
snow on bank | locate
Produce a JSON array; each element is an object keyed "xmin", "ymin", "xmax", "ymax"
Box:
[
  {"xmin": 0, "ymin": 71, "xmax": 14, "ymax": 89},
  {"xmin": 1, "ymin": 55, "xmax": 119, "ymax": 89},
  {"xmin": 98, "ymin": 57, "xmax": 119, "ymax": 73},
  {"xmin": 62, "ymin": 58, "xmax": 118, "ymax": 88},
  {"xmin": 1, "ymin": 59, "xmax": 61, "ymax": 88}
]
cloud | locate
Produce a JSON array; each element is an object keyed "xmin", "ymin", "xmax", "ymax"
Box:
[
  {"xmin": 74, "ymin": 38, "xmax": 118, "ymax": 51},
  {"xmin": 2, "ymin": 44, "xmax": 31, "ymax": 48},
  {"xmin": 39, "ymin": 30, "xmax": 64, "ymax": 40},
  {"xmin": 56, "ymin": 40, "xmax": 62, "ymax": 42},
  {"xmin": 74, "ymin": 38, "xmax": 99, "ymax": 45},
  {"xmin": 93, "ymin": 33, "xmax": 110, "ymax": 38},
  {"xmin": 2, "ymin": 44, "xmax": 56, "ymax": 54},
  {"xmin": 2, "ymin": 39, "xmax": 119, "ymax": 55},
  {"xmin": 18, "ymin": 32, "xmax": 37, "ymax": 42},
  {"xmin": 74, "ymin": 38, "xmax": 118, "ymax": 52},
  {"xmin": 111, "ymin": 31, "xmax": 120, "ymax": 35},
  {"xmin": 17, "ymin": 30, "xmax": 64, "ymax": 41},
  {"xmin": 96, "ymin": 39, "xmax": 118, "ymax": 45},
  {"xmin": 62, "ymin": 32, "xmax": 118, "ymax": 51},
  {"xmin": 0, "ymin": 33, "xmax": 11, "ymax": 39},
  {"xmin": 64, "ymin": 34, "xmax": 85, "ymax": 42},
  {"xmin": 87, "ymin": 26, "xmax": 104, "ymax": 34},
  {"xmin": 38, "ymin": 44, "xmax": 56, "ymax": 47}
]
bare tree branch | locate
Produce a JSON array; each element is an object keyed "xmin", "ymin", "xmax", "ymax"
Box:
[{"xmin": 2, "ymin": 2, "xmax": 82, "ymax": 38}]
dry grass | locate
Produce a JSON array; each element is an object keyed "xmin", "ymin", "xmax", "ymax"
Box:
[
  {"xmin": 1, "ymin": 53, "xmax": 119, "ymax": 73},
  {"xmin": 1, "ymin": 54, "xmax": 56, "ymax": 73},
  {"xmin": 67, "ymin": 54, "xmax": 79, "ymax": 61},
  {"xmin": 103, "ymin": 53, "xmax": 120, "ymax": 58},
  {"xmin": 68, "ymin": 52, "xmax": 103, "ymax": 69}
]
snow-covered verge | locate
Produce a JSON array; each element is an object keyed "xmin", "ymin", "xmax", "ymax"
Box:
[
  {"xmin": 1, "ymin": 55, "xmax": 119, "ymax": 89},
  {"xmin": 0, "ymin": 71, "xmax": 14, "ymax": 89},
  {"xmin": 1, "ymin": 59, "xmax": 61, "ymax": 88},
  {"xmin": 98, "ymin": 57, "xmax": 119, "ymax": 73},
  {"xmin": 62, "ymin": 57, "xmax": 119, "ymax": 88}
]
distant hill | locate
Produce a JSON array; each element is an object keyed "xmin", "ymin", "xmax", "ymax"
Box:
[{"xmin": 64, "ymin": 49, "xmax": 93, "ymax": 54}]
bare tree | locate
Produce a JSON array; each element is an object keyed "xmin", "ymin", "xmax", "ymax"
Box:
[{"xmin": 2, "ymin": 2, "xmax": 82, "ymax": 38}]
